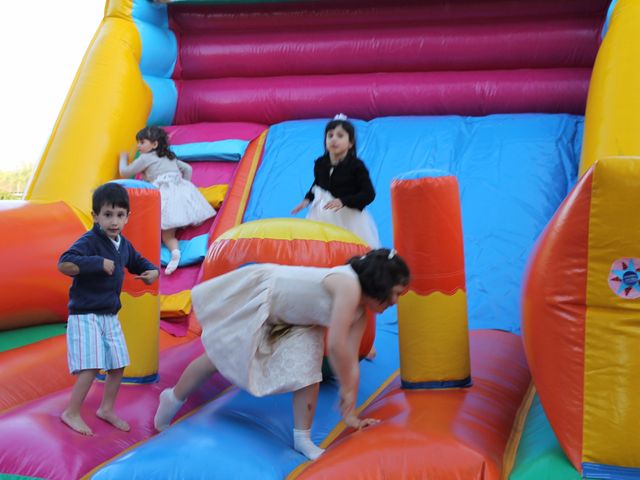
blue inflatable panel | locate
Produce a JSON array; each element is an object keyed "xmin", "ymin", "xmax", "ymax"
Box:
[
  {"xmin": 160, "ymin": 234, "xmax": 208, "ymax": 267},
  {"xmin": 582, "ymin": 463, "xmax": 640, "ymax": 480},
  {"xmin": 395, "ymin": 168, "xmax": 451, "ymax": 180},
  {"xmin": 601, "ymin": 0, "xmax": 618, "ymax": 40},
  {"xmin": 172, "ymin": 139, "xmax": 250, "ymax": 162},
  {"xmin": 245, "ymin": 115, "xmax": 583, "ymax": 334},
  {"xmin": 132, "ymin": 1, "xmax": 175, "ymax": 78},
  {"xmin": 133, "ymin": 0, "xmax": 178, "ymax": 126},
  {"xmin": 112, "ymin": 178, "xmax": 157, "ymax": 190},
  {"xmin": 142, "ymin": 75, "xmax": 177, "ymax": 127}
]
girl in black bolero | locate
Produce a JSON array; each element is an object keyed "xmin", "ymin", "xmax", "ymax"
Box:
[{"xmin": 291, "ymin": 115, "xmax": 381, "ymax": 248}]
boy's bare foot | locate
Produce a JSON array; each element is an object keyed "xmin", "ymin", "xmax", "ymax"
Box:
[
  {"xmin": 61, "ymin": 410, "xmax": 94, "ymax": 436},
  {"xmin": 96, "ymin": 409, "xmax": 130, "ymax": 432}
]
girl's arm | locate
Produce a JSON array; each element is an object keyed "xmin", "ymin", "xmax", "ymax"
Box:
[
  {"xmin": 339, "ymin": 311, "xmax": 367, "ymax": 419},
  {"xmin": 291, "ymin": 198, "xmax": 310, "ymax": 215},
  {"xmin": 119, "ymin": 153, "xmax": 152, "ymax": 178},
  {"xmin": 304, "ymin": 178, "xmax": 316, "ymax": 203},
  {"xmin": 305, "ymin": 158, "xmax": 326, "ymax": 203},
  {"xmin": 292, "ymin": 177, "xmax": 316, "ymax": 214},
  {"xmin": 176, "ymin": 160, "xmax": 193, "ymax": 181},
  {"xmin": 325, "ymin": 274, "xmax": 377, "ymax": 428},
  {"xmin": 291, "ymin": 161, "xmax": 320, "ymax": 214},
  {"xmin": 338, "ymin": 161, "xmax": 375, "ymax": 210}
]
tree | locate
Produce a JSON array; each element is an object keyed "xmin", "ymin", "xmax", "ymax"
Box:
[{"xmin": 0, "ymin": 165, "xmax": 34, "ymax": 200}]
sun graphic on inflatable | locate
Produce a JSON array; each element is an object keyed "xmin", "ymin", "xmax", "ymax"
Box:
[{"xmin": 608, "ymin": 258, "xmax": 640, "ymax": 299}]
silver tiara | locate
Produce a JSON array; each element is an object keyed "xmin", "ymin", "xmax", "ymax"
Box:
[
  {"xmin": 388, "ymin": 248, "xmax": 396, "ymax": 260},
  {"xmin": 333, "ymin": 113, "xmax": 348, "ymax": 121}
]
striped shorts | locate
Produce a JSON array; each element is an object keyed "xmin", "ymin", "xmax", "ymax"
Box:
[{"xmin": 66, "ymin": 313, "xmax": 130, "ymax": 374}]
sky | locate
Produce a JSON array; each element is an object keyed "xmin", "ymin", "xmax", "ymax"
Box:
[{"xmin": 0, "ymin": 1, "xmax": 105, "ymax": 172}]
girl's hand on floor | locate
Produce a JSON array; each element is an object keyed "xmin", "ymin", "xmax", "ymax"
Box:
[{"xmin": 344, "ymin": 414, "xmax": 380, "ymax": 430}]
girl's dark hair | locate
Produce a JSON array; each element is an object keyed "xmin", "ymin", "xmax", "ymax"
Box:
[
  {"xmin": 136, "ymin": 126, "xmax": 176, "ymax": 160},
  {"xmin": 324, "ymin": 119, "xmax": 357, "ymax": 159},
  {"xmin": 348, "ymin": 248, "xmax": 410, "ymax": 302},
  {"xmin": 92, "ymin": 182, "xmax": 130, "ymax": 214}
]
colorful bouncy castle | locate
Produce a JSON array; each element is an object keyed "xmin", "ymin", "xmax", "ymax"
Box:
[{"xmin": 1, "ymin": 0, "xmax": 639, "ymax": 479}]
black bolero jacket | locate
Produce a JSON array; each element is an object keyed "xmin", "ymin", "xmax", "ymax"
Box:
[{"xmin": 303, "ymin": 153, "xmax": 375, "ymax": 211}]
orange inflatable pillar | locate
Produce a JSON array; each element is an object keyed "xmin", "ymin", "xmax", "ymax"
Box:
[
  {"xmin": 116, "ymin": 179, "xmax": 161, "ymax": 383},
  {"xmin": 391, "ymin": 170, "xmax": 471, "ymax": 389}
]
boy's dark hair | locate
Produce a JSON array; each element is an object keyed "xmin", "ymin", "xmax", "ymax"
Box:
[
  {"xmin": 136, "ymin": 125, "xmax": 176, "ymax": 160},
  {"xmin": 92, "ymin": 182, "xmax": 130, "ymax": 214},
  {"xmin": 348, "ymin": 248, "xmax": 410, "ymax": 302},
  {"xmin": 324, "ymin": 119, "xmax": 357, "ymax": 159}
]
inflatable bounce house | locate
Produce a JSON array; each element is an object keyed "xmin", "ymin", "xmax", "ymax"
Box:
[{"xmin": 1, "ymin": 0, "xmax": 639, "ymax": 478}]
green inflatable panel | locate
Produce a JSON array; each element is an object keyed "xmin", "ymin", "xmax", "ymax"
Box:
[
  {"xmin": 0, "ymin": 323, "xmax": 65, "ymax": 353},
  {"xmin": 0, "ymin": 475, "xmax": 44, "ymax": 480},
  {"xmin": 510, "ymin": 393, "xmax": 581, "ymax": 480}
]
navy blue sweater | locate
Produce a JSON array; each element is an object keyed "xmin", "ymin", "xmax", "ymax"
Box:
[{"xmin": 59, "ymin": 224, "xmax": 158, "ymax": 315}]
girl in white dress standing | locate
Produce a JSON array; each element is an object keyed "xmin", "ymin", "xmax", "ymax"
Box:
[
  {"xmin": 291, "ymin": 114, "xmax": 380, "ymax": 249},
  {"xmin": 153, "ymin": 248, "xmax": 410, "ymax": 460},
  {"xmin": 119, "ymin": 126, "xmax": 216, "ymax": 275}
]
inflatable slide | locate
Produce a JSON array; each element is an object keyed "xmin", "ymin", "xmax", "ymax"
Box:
[{"xmin": 1, "ymin": 0, "xmax": 639, "ymax": 479}]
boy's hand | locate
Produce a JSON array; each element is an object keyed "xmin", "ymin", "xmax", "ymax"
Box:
[
  {"xmin": 103, "ymin": 259, "xmax": 115, "ymax": 275},
  {"xmin": 58, "ymin": 262, "xmax": 80, "ymax": 277},
  {"xmin": 135, "ymin": 269, "xmax": 159, "ymax": 285}
]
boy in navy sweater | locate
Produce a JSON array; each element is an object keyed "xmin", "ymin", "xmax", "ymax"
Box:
[{"xmin": 58, "ymin": 182, "xmax": 159, "ymax": 435}]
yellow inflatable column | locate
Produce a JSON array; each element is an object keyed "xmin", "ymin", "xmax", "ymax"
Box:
[
  {"xmin": 118, "ymin": 180, "xmax": 161, "ymax": 383},
  {"xmin": 581, "ymin": 157, "xmax": 640, "ymax": 473},
  {"xmin": 26, "ymin": 1, "xmax": 151, "ymax": 219},
  {"xmin": 580, "ymin": 0, "xmax": 640, "ymax": 174},
  {"xmin": 391, "ymin": 170, "xmax": 471, "ymax": 389}
]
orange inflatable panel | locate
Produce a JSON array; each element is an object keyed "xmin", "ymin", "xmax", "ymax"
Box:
[
  {"xmin": 0, "ymin": 201, "xmax": 85, "ymax": 330},
  {"xmin": 522, "ymin": 169, "xmax": 592, "ymax": 469},
  {"xmin": 295, "ymin": 330, "xmax": 530, "ymax": 480}
]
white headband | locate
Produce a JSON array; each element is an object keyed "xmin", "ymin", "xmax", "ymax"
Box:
[{"xmin": 333, "ymin": 113, "xmax": 348, "ymax": 121}]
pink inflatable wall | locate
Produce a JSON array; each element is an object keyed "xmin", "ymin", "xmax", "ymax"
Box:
[{"xmin": 169, "ymin": 0, "xmax": 606, "ymax": 124}]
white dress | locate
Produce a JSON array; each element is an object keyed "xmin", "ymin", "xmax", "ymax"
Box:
[
  {"xmin": 191, "ymin": 264, "xmax": 362, "ymax": 397},
  {"xmin": 153, "ymin": 172, "xmax": 216, "ymax": 230},
  {"xmin": 307, "ymin": 186, "xmax": 381, "ymax": 248},
  {"xmin": 120, "ymin": 152, "xmax": 216, "ymax": 230}
]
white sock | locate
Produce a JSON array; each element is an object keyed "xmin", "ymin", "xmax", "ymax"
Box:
[
  {"xmin": 154, "ymin": 388, "xmax": 185, "ymax": 432},
  {"xmin": 293, "ymin": 428, "xmax": 324, "ymax": 460},
  {"xmin": 165, "ymin": 249, "xmax": 181, "ymax": 275}
]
